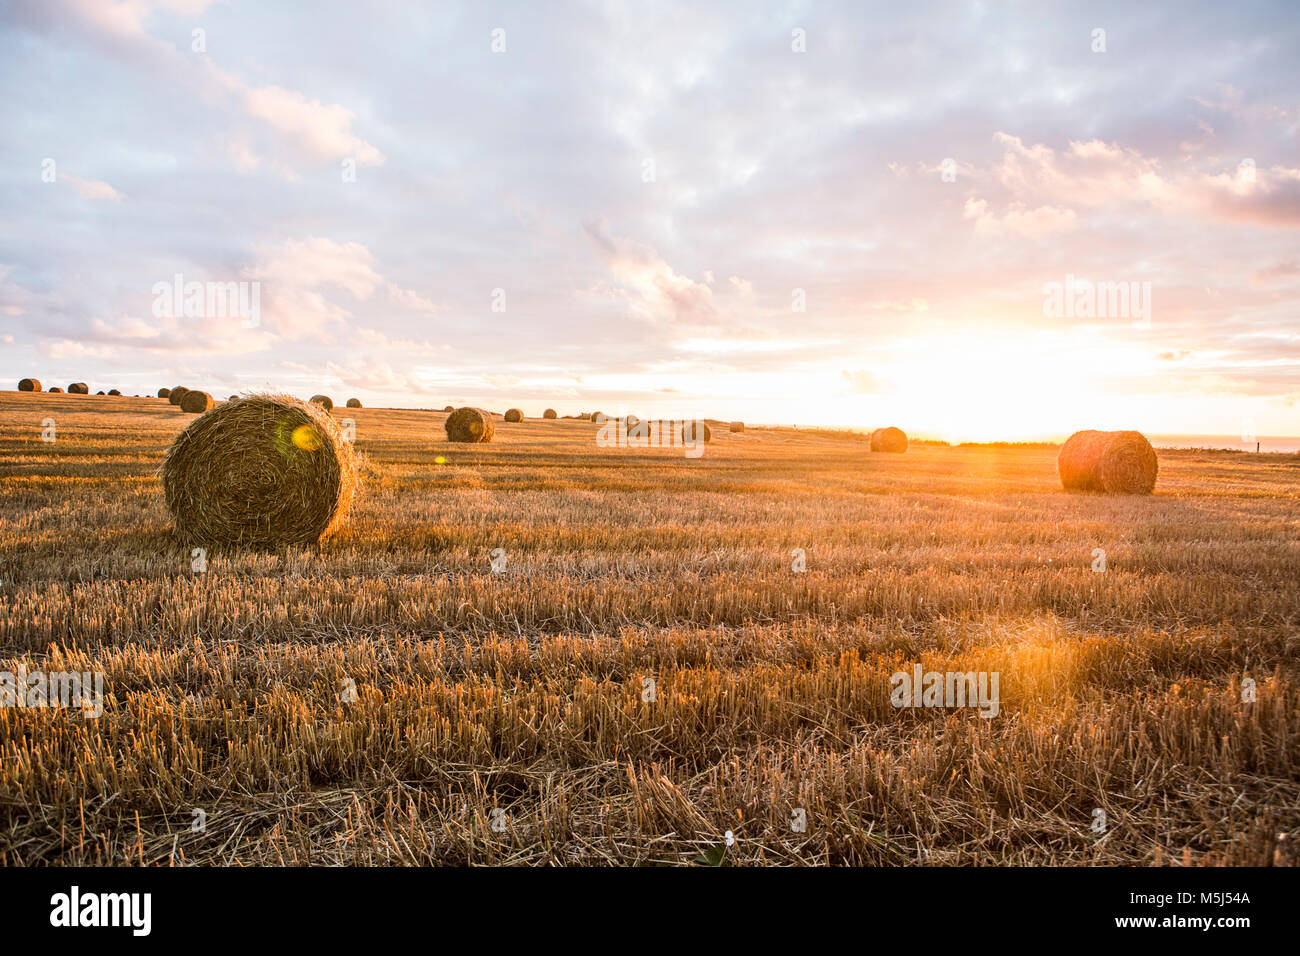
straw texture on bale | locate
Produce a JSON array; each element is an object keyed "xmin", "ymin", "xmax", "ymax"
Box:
[
  {"xmin": 543, "ymin": 408, "xmax": 557, "ymax": 419},
  {"xmin": 870, "ymin": 426, "xmax": 908, "ymax": 453},
  {"xmin": 444, "ymin": 407, "xmax": 495, "ymax": 443},
  {"xmin": 68, "ymin": 383, "xmax": 89, "ymax": 394},
  {"xmin": 504, "ymin": 408, "xmax": 524, "ymax": 422},
  {"xmin": 158, "ymin": 388, "xmax": 171, "ymax": 398},
  {"xmin": 729, "ymin": 421, "xmax": 745, "ymax": 433},
  {"xmin": 309, "ymin": 394, "xmax": 334, "ymax": 411},
  {"xmin": 181, "ymin": 390, "xmax": 215, "ymax": 413},
  {"xmin": 681, "ymin": 421, "xmax": 712, "ymax": 443},
  {"xmin": 18, "ymin": 378, "xmax": 41, "ymax": 392},
  {"xmin": 346, "ymin": 398, "xmax": 362, "ymax": 408},
  {"xmin": 168, "ymin": 387, "xmax": 189, "ymax": 406},
  {"xmin": 161, "ymin": 393, "xmax": 357, "ymax": 547},
  {"xmin": 1058, "ymin": 430, "xmax": 1158, "ymax": 494},
  {"xmin": 48, "ymin": 387, "xmax": 63, "ymax": 393}
]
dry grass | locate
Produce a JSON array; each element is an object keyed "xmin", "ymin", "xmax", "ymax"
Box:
[{"xmin": 0, "ymin": 392, "xmax": 1296, "ymax": 866}]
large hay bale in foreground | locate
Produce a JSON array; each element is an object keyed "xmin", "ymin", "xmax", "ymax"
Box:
[
  {"xmin": 48, "ymin": 386, "xmax": 63, "ymax": 393},
  {"xmin": 18, "ymin": 378, "xmax": 41, "ymax": 392},
  {"xmin": 870, "ymin": 426, "xmax": 908, "ymax": 453},
  {"xmin": 445, "ymin": 407, "xmax": 495, "ymax": 443},
  {"xmin": 181, "ymin": 389, "xmax": 215, "ymax": 413},
  {"xmin": 504, "ymin": 408, "xmax": 524, "ymax": 422},
  {"xmin": 162, "ymin": 394, "xmax": 357, "ymax": 547},
  {"xmin": 68, "ymin": 383, "xmax": 89, "ymax": 394},
  {"xmin": 310, "ymin": 394, "xmax": 334, "ymax": 411},
  {"xmin": 1058, "ymin": 430, "xmax": 1158, "ymax": 494},
  {"xmin": 729, "ymin": 421, "xmax": 745, "ymax": 433},
  {"xmin": 681, "ymin": 421, "xmax": 712, "ymax": 443},
  {"xmin": 158, "ymin": 387, "xmax": 171, "ymax": 398},
  {"xmin": 346, "ymin": 398, "xmax": 362, "ymax": 409},
  {"xmin": 168, "ymin": 386, "xmax": 189, "ymax": 406},
  {"xmin": 543, "ymin": 408, "xmax": 557, "ymax": 419}
]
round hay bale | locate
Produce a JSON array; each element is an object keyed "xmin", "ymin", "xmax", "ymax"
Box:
[
  {"xmin": 168, "ymin": 386, "xmax": 189, "ymax": 406},
  {"xmin": 625, "ymin": 414, "xmax": 640, "ymax": 427},
  {"xmin": 1058, "ymin": 430, "xmax": 1158, "ymax": 494},
  {"xmin": 504, "ymin": 408, "xmax": 524, "ymax": 422},
  {"xmin": 48, "ymin": 386, "xmax": 63, "ymax": 393},
  {"xmin": 681, "ymin": 421, "xmax": 712, "ymax": 443},
  {"xmin": 543, "ymin": 408, "xmax": 557, "ymax": 419},
  {"xmin": 870, "ymin": 426, "xmax": 908, "ymax": 453},
  {"xmin": 228, "ymin": 395, "xmax": 238, "ymax": 402},
  {"xmin": 729, "ymin": 421, "xmax": 745, "ymax": 433},
  {"xmin": 158, "ymin": 387, "xmax": 171, "ymax": 398},
  {"xmin": 445, "ymin": 407, "xmax": 495, "ymax": 443},
  {"xmin": 96, "ymin": 390, "xmax": 105, "ymax": 395},
  {"xmin": 68, "ymin": 383, "xmax": 89, "ymax": 394},
  {"xmin": 162, "ymin": 393, "xmax": 357, "ymax": 547},
  {"xmin": 18, "ymin": 378, "xmax": 41, "ymax": 392},
  {"xmin": 181, "ymin": 389, "xmax": 215, "ymax": 413},
  {"xmin": 309, "ymin": 394, "xmax": 334, "ymax": 411},
  {"xmin": 108, "ymin": 389, "xmax": 121, "ymax": 396},
  {"xmin": 346, "ymin": 398, "xmax": 362, "ymax": 409},
  {"xmin": 591, "ymin": 411, "xmax": 605, "ymax": 423}
]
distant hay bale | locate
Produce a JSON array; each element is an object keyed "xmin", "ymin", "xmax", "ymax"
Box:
[
  {"xmin": 625, "ymin": 414, "xmax": 640, "ymax": 427},
  {"xmin": 445, "ymin": 406, "xmax": 495, "ymax": 443},
  {"xmin": 108, "ymin": 389, "xmax": 121, "ymax": 396},
  {"xmin": 729, "ymin": 421, "xmax": 745, "ymax": 433},
  {"xmin": 68, "ymin": 383, "xmax": 89, "ymax": 394},
  {"xmin": 1058, "ymin": 430, "xmax": 1158, "ymax": 494},
  {"xmin": 591, "ymin": 411, "xmax": 605, "ymax": 423},
  {"xmin": 180, "ymin": 389, "xmax": 215, "ymax": 413},
  {"xmin": 681, "ymin": 421, "xmax": 712, "ymax": 443},
  {"xmin": 158, "ymin": 388, "xmax": 171, "ymax": 398},
  {"xmin": 309, "ymin": 394, "xmax": 334, "ymax": 411},
  {"xmin": 870, "ymin": 426, "xmax": 908, "ymax": 453},
  {"xmin": 443, "ymin": 405, "xmax": 454, "ymax": 413},
  {"xmin": 96, "ymin": 390, "xmax": 105, "ymax": 395},
  {"xmin": 228, "ymin": 395, "xmax": 238, "ymax": 402},
  {"xmin": 162, "ymin": 393, "xmax": 357, "ymax": 548},
  {"xmin": 504, "ymin": 408, "xmax": 524, "ymax": 422},
  {"xmin": 580, "ymin": 412, "xmax": 592, "ymax": 420},
  {"xmin": 543, "ymin": 408, "xmax": 558, "ymax": 419},
  {"xmin": 168, "ymin": 386, "xmax": 189, "ymax": 406},
  {"xmin": 346, "ymin": 398, "xmax": 362, "ymax": 408},
  {"xmin": 48, "ymin": 386, "xmax": 63, "ymax": 393},
  {"xmin": 18, "ymin": 378, "xmax": 41, "ymax": 392}
]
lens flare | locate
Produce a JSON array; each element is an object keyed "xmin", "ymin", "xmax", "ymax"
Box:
[{"xmin": 292, "ymin": 424, "xmax": 322, "ymax": 451}]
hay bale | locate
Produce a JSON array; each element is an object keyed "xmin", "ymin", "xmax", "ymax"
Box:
[
  {"xmin": 158, "ymin": 388, "xmax": 171, "ymax": 398},
  {"xmin": 543, "ymin": 408, "xmax": 557, "ymax": 419},
  {"xmin": 443, "ymin": 405, "xmax": 454, "ymax": 413},
  {"xmin": 108, "ymin": 389, "xmax": 121, "ymax": 396},
  {"xmin": 1058, "ymin": 430, "xmax": 1158, "ymax": 494},
  {"xmin": 96, "ymin": 390, "xmax": 105, "ymax": 395},
  {"xmin": 870, "ymin": 426, "xmax": 908, "ymax": 453},
  {"xmin": 168, "ymin": 386, "xmax": 189, "ymax": 406},
  {"xmin": 309, "ymin": 394, "xmax": 334, "ymax": 411},
  {"xmin": 681, "ymin": 421, "xmax": 712, "ymax": 443},
  {"xmin": 162, "ymin": 393, "xmax": 357, "ymax": 547},
  {"xmin": 181, "ymin": 389, "xmax": 215, "ymax": 413},
  {"xmin": 729, "ymin": 421, "xmax": 745, "ymax": 433},
  {"xmin": 445, "ymin": 407, "xmax": 495, "ymax": 443},
  {"xmin": 68, "ymin": 383, "xmax": 89, "ymax": 394},
  {"xmin": 504, "ymin": 408, "xmax": 524, "ymax": 422},
  {"xmin": 228, "ymin": 395, "xmax": 238, "ymax": 402},
  {"xmin": 591, "ymin": 411, "xmax": 605, "ymax": 423},
  {"xmin": 48, "ymin": 386, "xmax": 63, "ymax": 393},
  {"xmin": 346, "ymin": 398, "xmax": 362, "ymax": 409},
  {"xmin": 625, "ymin": 414, "xmax": 640, "ymax": 427},
  {"xmin": 18, "ymin": 378, "xmax": 41, "ymax": 392}
]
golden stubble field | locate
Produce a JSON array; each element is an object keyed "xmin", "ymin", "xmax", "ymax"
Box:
[{"xmin": 0, "ymin": 391, "xmax": 1297, "ymax": 865}]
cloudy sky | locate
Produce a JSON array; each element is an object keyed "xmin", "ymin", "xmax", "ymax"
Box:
[{"xmin": 2, "ymin": 0, "xmax": 1298, "ymax": 439}]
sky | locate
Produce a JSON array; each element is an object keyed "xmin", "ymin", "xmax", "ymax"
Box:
[{"xmin": 1, "ymin": 0, "xmax": 1298, "ymax": 441}]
